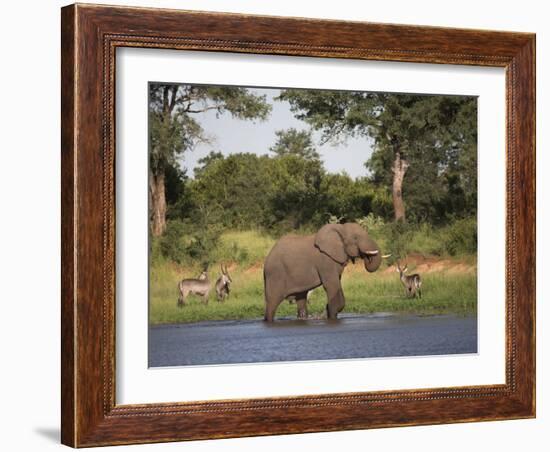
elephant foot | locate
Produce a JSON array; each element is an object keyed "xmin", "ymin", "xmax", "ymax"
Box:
[
  {"xmin": 264, "ymin": 307, "xmax": 275, "ymax": 322},
  {"xmin": 296, "ymin": 300, "xmax": 308, "ymax": 320},
  {"xmin": 325, "ymin": 302, "xmax": 342, "ymax": 320}
]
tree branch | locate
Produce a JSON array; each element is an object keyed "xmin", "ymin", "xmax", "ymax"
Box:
[
  {"xmin": 162, "ymin": 86, "xmax": 170, "ymax": 114},
  {"xmin": 184, "ymin": 105, "xmax": 222, "ymax": 114}
]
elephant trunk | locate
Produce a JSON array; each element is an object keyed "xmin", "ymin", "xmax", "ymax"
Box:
[{"xmin": 361, "ymin": 240, "xmax": 382, "ymax": 273}]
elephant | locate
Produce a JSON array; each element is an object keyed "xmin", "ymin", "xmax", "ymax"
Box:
[
  {"xmin": 287, "ymin": 290, "xmax": 311, "ymax": 320},
  {"xmin": 263, "ymin": 223, "xmax": 382, "ymax": 322}
]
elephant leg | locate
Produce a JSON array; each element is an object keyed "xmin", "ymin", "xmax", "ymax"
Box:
[
  {"xmin": 295, "ymin": 292, "xmax": 309, "ymax": 319},
  {"xmin": 264, "ymin": 289, "xmax": 286, "ymax": 322},
  {"xmin": 326, "ymin": 290, "xmax": 345, "ymax": 319},
  {"xmin": 321, "ymin": 278, "xmax": 345, "ymax": 320},
  {"xmin": 264, "ymin": 272, "xmax": 287, "ymax": 322},
  {"xmin": 264, "ymin": 297, "xmax": 283, "ymax": 322}
]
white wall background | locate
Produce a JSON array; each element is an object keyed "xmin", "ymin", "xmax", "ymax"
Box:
[{"xmin": 0, "ymin": 1, "xmax": 545, "ymax": 451}]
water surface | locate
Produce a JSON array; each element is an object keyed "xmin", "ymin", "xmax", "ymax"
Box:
[{"xmin": 149, "ymin": 313, "xmax": 477, "ymax": 367}]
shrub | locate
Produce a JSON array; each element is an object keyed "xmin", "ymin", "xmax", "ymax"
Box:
[
  {"xmin": 215, "ymin": 230, "xmax": 275, "ymax": 267},
  {"xmin": 159, "ymin": 220, "xmax": 189, "ymax": 265},
  {"xmin": 440, "ymin": 217, "xmax": 477, "ymax": 256},
  {"xmin": 408, "ymin": 223, "xmax": 446, "ymax": 256},
  {"xmin": 158, "ymin": 219, "xmax": 222, "ymax": 267},
  {"xmin": 362, "ymin": 216, "xmax": 477, "ymax": 259}
]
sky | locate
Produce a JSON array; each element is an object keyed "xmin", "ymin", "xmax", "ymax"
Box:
[{"xmin": 179, "ymin": 87, "xmax": 374, "ymax": 179}]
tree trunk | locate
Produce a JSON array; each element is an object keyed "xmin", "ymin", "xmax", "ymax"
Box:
[
  {"xmin": 391, "ymin": 150, "xmax": 409, "ymax": 222},
  {"xmin": 149, "ymin": 170, "xmax": 167, "ymax": 237}
]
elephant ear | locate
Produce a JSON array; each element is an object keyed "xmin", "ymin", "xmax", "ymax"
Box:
[{"xmin": 314, "ymin": 224, "xmax": 347, "ymax": 264}]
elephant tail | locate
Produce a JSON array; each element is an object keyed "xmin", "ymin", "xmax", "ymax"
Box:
[{"xmin": 263, "ymin": 269, "xmax": 268, "ymax": 321}]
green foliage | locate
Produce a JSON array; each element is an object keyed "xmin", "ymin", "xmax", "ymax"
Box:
[
  {"xmin": 356, "ymin": 212, "xmax": 386, "ymax": 230},
  {"xmin": 148, "ymin": 83, "xmax": 272, "ymax": 234},
  {"xmin": 148, "ymin": 86, "xmax": 480, "ymax": 326},
  {"xmin": 439, "ymin": 217, "xmax": 477, "ymax": 256},
  {"xmin": 189, "ymin": 153, "xmax": 280, "ymax": 229},
  {"xmin": 181, "ymin": 152, "xmax": 327, "ymax": 233},
  {"xmin": 157, "ymin": 220, "xmax": 189, "ymax": 265},
  {"xmin": 216, "ymin": 230, "xmax": 276, "ymax": 267},
  {"xmin": 352, "ymin": 216, "xmax": 477, "ymax": 259},
  {"xmin": 267, "ymin": 154, "xmax": 325, "ymax": 232},
  {"xmin": 149, "ymin": 82, "xmax": 272, "ymax": 172},
  {"xmin": 175, "ymin": 151, "xmax": 394, "ymax": 241},
  {"xmin": 164, "ymin": 164, "xmax": 194, "ymax": 221},
  {"xmin": 155, "ymin": 219, "xmax": 222, "ymax": 268},
  {"xmin": 280, "ymin": 89, "xmax": 477, "ymax": 223},
  {"xmin": 149, "ymin": 108, "xmax": 202, "ymax": 174},
  {"xmin": 269, "ymin": 128, "xmax": 320, "ymax": 160},
  {"xmin": 320, "ymin": 174, "xmax": 380, "ymax": 223},
  {"xmin": 151, "ymin": 85, "xmax": 478, "ymax": 268}
]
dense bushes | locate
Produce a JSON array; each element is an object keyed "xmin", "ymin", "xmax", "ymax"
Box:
[
  {"xmin": 152, "ymin": 216, "xmax": 477, "ymax": 272},
  {"xmin": 439, "ymin": 217, "xmax": 477, "ymax": 255},
  {"xmin": 166, "ymin": 152, "xmax": 393, "ymax": 234},
  {"xmin": 156, "ymin": 151, "xmax": 477, "ymax": 267},
  {"xmin": 152, "ymin": 223, "xmax": 277, "ymax": 269},
  {"xmin": 361, "ymin": 214, "xmax": 477, "ymax": 258}
]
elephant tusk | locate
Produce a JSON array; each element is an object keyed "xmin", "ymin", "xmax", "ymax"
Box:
[
  {"xmin": 381, "ymin": 254, "xmax": 392, "ymax": 259},
  {"xmin": 363, "ymin": 250, "xmax": 379, "ymax": 256}
]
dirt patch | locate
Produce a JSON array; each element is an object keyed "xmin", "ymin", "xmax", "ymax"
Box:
[
  {"xmin": 383, "ymin": 256, "xmax": 476, "ymax": 275},
  {"xmin": 172, "ymin": 255, "xmax": 475, "ymax": 277},
  {"xmin": 243, "ymin": 261, "xmax": 264, "ymax": 274},
  {"xmin": 336, "ymin": 257, "xmax": 476, "ymax": 275}
]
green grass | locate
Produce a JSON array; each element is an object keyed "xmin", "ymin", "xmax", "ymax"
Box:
[
  {"xmin": 216, "ymin": 230, "xmax": 276, "ymax": 267},
  {"xmin": 149, "ymin": 258, "xmax": 477, "ymax": 325}
]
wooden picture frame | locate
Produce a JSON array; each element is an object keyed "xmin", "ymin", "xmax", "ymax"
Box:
[{"xmin": 61, "ymin": 3, "xmax": 535, "ymax": 447}]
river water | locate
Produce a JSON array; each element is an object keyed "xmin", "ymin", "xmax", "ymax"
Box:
[{"xmin": 148, "ymin": 313, "xmax": 477, "ymax": 367}]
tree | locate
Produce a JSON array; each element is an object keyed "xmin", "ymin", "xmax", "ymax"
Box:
[
  {"xmin": 184, "ymin": 152, "xmax": 325, "ymax": 232},
  {"xmin": 319, "ymin": 173, "xmax": 378, "ymax": 222},
  {"xmin": 149, "ymin": 84, "xmax": 271, "ymax": 236},
  {"xmin": 268, "ymin": 154, "xmax": 324, "ymax": 230},
  {"xmin": 279, "ymin": 89, "xmax": 477, "ymax": 222},
  {"xmin": 193, "ymin": 151, "xmax": 224, "ymax": 178},
  {"xmin": 269, "ymin": 128, "xmax": 320, "ymax": 160}
]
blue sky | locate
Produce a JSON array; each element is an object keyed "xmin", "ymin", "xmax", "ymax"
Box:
[{"xmin": 179, "ymin": 87, "xmax": 374, "ymax": 179}]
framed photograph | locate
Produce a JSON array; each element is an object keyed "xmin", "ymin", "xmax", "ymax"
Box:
[{"xmin": 61, "ymin": 3, "xmax": 535, "ymax": 447}]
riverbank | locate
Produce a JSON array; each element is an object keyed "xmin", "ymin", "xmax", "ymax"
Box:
[{"xmin": 149, "ymin": 257, "xmax": 477, "ymax": 325}]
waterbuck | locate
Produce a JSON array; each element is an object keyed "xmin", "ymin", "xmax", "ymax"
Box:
[
  {"xmin": 396, "ymin": 261, "xmax": 422, "ymax": 298},
  {"xmin": 215, "ymin": 264, "xmax": 232, "ymax": 302},
  {"xmin": 177, "ymin": 270, "xmax": 211, "ymax": 307}
]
